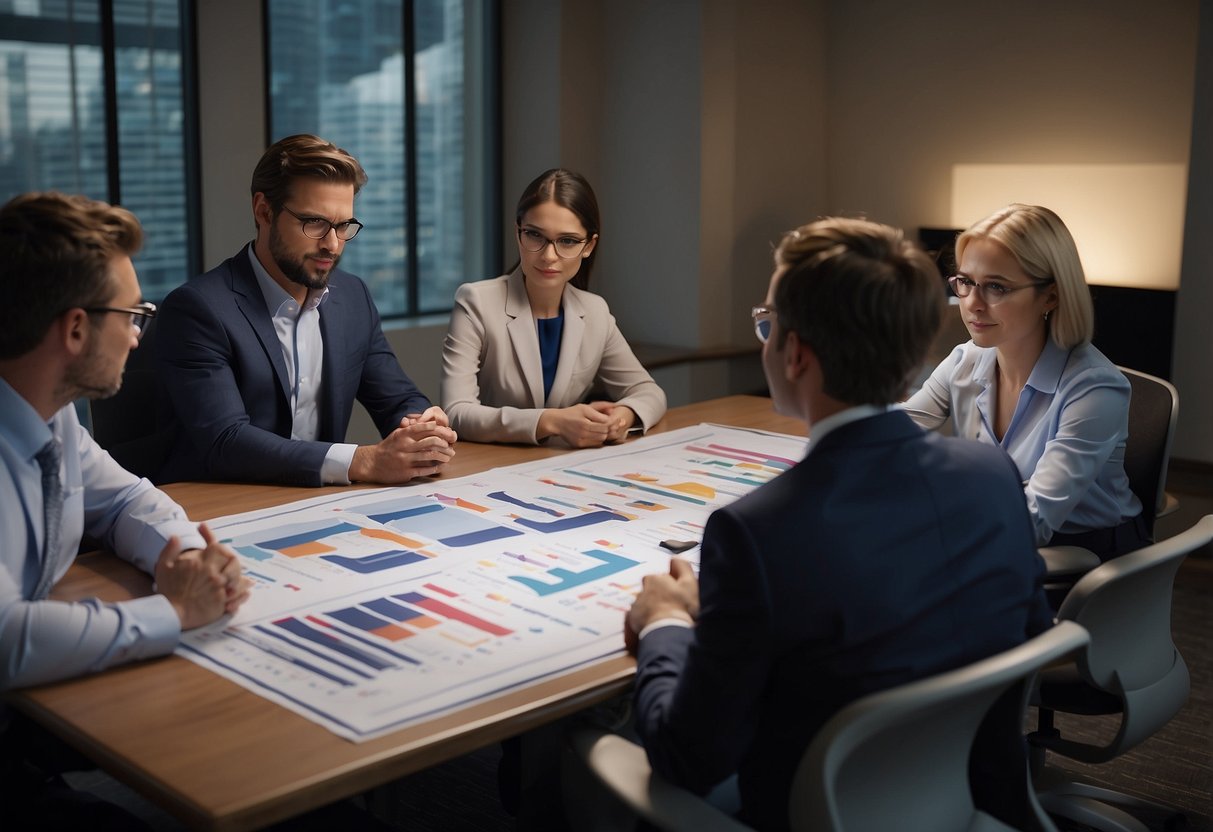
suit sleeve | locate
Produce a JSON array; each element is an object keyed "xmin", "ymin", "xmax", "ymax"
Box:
[
  {"xmin": 345, "ymin": 277, "xmax": 432, "ymax": 437},
  {"xmin": 633, "ymin": 508, "xmax": 774, "ymax": 793},
  {"xmin": 595, "ymin": 312, "xmax": 667, "ymax": 432},
  {"xmin": 157, "ymin": 282, "xmax": 331, "ymax": 486},
  {"xmin": 441, "ymin": 284, "xmax": 544, "ymax": 443}
]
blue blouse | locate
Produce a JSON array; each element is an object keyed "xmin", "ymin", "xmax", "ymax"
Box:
[
  {"xmin": 903, "ymin": 339, "xmax": 1142, "ymax": 546},
  {"xmin": 537, "ymin": 311, "xmax": 564, "ymax": 401}
]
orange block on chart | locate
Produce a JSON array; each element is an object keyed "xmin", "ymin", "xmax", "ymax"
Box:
[
  {"xmin": 360, "ymin": 527, "xmax": 425, "ymax": 548},
  {"xmin": 372, "ymin": 623, "xmax": 414, "ymax": 641},
  {"xmin": 279, "ymin": 540, "xmax": 336, "ymax": 557}
]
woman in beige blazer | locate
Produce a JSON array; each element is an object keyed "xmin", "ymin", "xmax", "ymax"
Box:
[{"xmin": 441, "ymin": 169, "xmax": 666, "ymax": 446}]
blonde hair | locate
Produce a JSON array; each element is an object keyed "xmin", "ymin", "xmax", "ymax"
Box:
[{"xmin": 955, "ymin": 204, "xmax": 1093, "ymax": 348}]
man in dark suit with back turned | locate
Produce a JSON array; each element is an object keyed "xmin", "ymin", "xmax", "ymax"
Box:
[
  {"xmin": 157, "ymin": 134, "xmax": 456, "ymax": 486},
  {"xmin": 626, "ymin": 217, "xmax": 1053, "ymax": 831}
]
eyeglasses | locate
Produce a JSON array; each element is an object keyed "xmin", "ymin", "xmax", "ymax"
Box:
[
  {"xmin": 84, "ymin": 301, "xmax": 158, "ymax": 339},
  {"xmin": 752, "ymin": 305, "xmax": 775, "ymax": 343},
  {"xmin": 947, "ymin": 274, "xmax": 1053, "ymax": 306},
  {"xmin": 517, "ymin": 227, "xmax": 591, "ymax": 259},
  {"xmin": 281, "ymin": 205, "xmax": 363, "ymax": 241}
]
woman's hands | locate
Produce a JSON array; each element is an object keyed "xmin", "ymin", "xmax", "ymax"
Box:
[{"xmin": 536, "ymin": 403, "xmax": 637, "ymax": 447}]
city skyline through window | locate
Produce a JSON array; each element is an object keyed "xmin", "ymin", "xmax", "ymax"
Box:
[
  {"xmin": 267, "ymin": 0, "xmax": 498, "ymax": 317},
  {"xmin": 0, "ymin": 0, "xmax": 195, "ymax": 302}
]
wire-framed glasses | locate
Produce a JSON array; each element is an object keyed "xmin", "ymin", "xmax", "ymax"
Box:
[
  {"xmin": 947, "ymin": 274, "xmax": 1053, "ymax": 306},
  {"xmin": 752, "ymin": 305, "xmax": 775, "ymax": 343},
  {"xmin": 281, "ymin": 205, "xmax": 363, "ymax": 241},
  {"xmin": 83, "ymin": 301, "xmax": 158, "ymax": 339},
  {"xmin": 517, "ymin": 227, "xmax": 590, "ymax": 259}
]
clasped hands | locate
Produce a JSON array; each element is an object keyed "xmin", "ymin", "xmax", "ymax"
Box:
[
  {"xmin": 624, "ymin": 557, "xmax": 699, "ymax": 655},
  {"xmin": 538, "ymin": 402, "xmax": 637, "ymax": 448},
  {"xmin": 350, "ymin": 405, "xmax": 458, "ymax": 484},
  {"xmin": 154, "ymin": 522, "xmax": 251, "ymax": 630}
]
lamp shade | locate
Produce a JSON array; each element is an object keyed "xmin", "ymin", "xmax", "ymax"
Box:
[{"xmin": 951, "ymin": 163, "xmax": 1187, "ymax": 290}]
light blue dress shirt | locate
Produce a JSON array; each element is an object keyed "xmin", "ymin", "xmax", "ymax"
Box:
[
  {"xmin": 0, "ymin": 379, "xmax": 203, "ymax": 690},
  {"xmin": 248, "ymin": 248, "xmax": 357, "ymax": 484},
  {"xmin": 903, "ymin": 339, "xmax": 1141, "ymax": 545}
]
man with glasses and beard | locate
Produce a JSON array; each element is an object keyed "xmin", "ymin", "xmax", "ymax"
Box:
[
  {"xmin": 0, "ymin": 191, "xmax": 251, "ymax": 825},
  {"xmin": 157, "ymin": 134, "xmax": 456, "ymax": 486}
]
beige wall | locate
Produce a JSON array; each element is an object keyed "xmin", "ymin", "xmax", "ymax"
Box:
[{"xmin": 824, "ymin": 1, "xmax": 1196, "ymax": 232}]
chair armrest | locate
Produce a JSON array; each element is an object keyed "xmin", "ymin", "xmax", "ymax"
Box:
[
  {"xmin": 567, "ymin": 727, "xmax": 752, "ymax": 831},
  {"xmin": 1038, "ymin": 546, "xmax": 1101, "ymax": 579}
]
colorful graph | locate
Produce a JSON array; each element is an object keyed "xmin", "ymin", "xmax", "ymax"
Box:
[
  {"xmin": 359, "ymin": 496, "xmax": 524, "ymax": 547},
  {"xmin": 508, "ymin": 547, "xmax": 641, "ymax": 596},
  {"xmin": 228, "ymin": 518, "xmax": 438, "ymax": 575}
]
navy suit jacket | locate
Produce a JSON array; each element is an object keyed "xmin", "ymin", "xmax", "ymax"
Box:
[
  {"xmin": 155, "ymin": 246, "xmax": 431, "ymax": 486},
  {"xmin": 633, "ymin": 410, "xmax": 1052, "ymax": 831}
]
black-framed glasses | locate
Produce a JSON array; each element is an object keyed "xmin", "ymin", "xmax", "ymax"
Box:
[
  {"xmin": 947, "ymin": 274, "xmax": 1053, "ymax": 306},
  {"xmin": 281, "ymin": 205, "xmax": 363, "ymax": 241},
  {"xmin": 84, "ymin": 301, "xmax": 158, "ymax": 339},
  {"xmin": 517, "ymin": 227, "xmax": 590, "ymax": 259},
  {"xmin": 752, "ymin": 305, "xmax": 775, "ymax": 343}
]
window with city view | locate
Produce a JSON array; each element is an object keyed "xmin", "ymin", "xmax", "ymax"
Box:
[
  {"xmin": 267, "ymin": 0, "xmax": 499, "ymax": 317},
  {"xmin": 0, "ymin": 0, "xmax": 195, "ymax": 302}
]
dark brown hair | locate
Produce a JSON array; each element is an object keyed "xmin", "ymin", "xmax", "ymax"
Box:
[{"xmin": 515, "ymin": 168, "xmax": 601, "ymax": 289}]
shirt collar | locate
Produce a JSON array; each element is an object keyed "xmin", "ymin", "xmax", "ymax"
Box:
[
  {"xmin": 1024, "ymin": 338, "xmax": 1069, "ymax": 395},
  {"xmin": 809, "ymin": 403, "xmax": 889, "ymax": 447},
  {"xmin": 0, "ymin": 377, "xmax": 54, "ymax": 463},
  {"xmin": 967, "ymin": 338, "xmax": 1069, "ymax": 396},
  {"xmin": 247, "ymin": 245, "xmax": 329, "ymax": 317}
]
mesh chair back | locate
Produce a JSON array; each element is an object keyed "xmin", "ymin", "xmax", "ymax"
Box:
[
  {"xmin": 89, "ymin": 315, "xmax": 171, "ymax": 478},
  {"xmin": 789, "ymin": 622, "xmax": 1088, "ymax": 832},
  {"xmin": 1118, "ymin": 367, "xmax": 1178, "ymax": 535},
  {"xmin": 1047, "ymin": 514, "xmax": 1213, "ymax": 759}
]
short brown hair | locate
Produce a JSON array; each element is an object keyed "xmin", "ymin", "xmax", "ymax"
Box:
[
  {"xmin": 250, "ymin": 134, "xmax": 368, "ymax": 228},
  {"xmin": 773, "ymin": 217, "xmax": 943, "ymax": 405},
  {"xmin": 0, "ymin": 191, "xmax": 143, "ymax": 359}
]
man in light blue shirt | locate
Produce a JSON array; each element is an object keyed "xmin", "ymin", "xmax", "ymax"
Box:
[{"xmin": 0, "ymin": 192, "xmax": 250, "ymax": 692}]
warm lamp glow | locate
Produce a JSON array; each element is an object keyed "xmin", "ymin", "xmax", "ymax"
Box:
[{"xmin": 951, "ymin": 164, "xmax": 1187, "ymax": 290}]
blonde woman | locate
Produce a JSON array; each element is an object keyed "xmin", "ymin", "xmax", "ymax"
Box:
[{"xmin": 904, "ymin": 204, "xmax": 1145, "ymax": 560}]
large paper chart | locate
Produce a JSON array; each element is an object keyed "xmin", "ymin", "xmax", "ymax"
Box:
[{"xmin": 179, "ymin": 424, "xmax": 806, "ymax": 740}]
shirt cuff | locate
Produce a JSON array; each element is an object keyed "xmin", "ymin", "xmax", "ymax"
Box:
[
  {"xmin": 324, "ymin": 443, "xmax": 357, "ymax": 485},
  {"xmin": 639, "ymin": 616, "xmax": 694, "ymax": 640}
]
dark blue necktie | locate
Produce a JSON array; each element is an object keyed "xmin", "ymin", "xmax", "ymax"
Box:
[{"xmin": 33, "ymin": 438, "xmax": 64, "ymax": 600}]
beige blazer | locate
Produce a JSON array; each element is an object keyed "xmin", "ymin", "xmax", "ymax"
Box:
[{"xmin": 441, "ymin": 270, "xmax": 667, "ymax": 444}]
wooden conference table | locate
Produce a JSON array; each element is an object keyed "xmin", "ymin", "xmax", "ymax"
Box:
[{"xmin": 8, "ymin": 395, "xmax": 804, "ymax": 831}]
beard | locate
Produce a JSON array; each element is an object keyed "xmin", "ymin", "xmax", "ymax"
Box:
[
  {"xmin": 269, "ymin": 224, "xmax": 340, "ymax": 291},
  {"xmin": 59, "ymin": 350, "xmax": 123, "ymax": 402}
]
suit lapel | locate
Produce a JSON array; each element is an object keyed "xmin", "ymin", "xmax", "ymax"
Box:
[
  {"xmin": 505, "ymin": 270, "xmax": 546, "ymax": 407},
  {"xmin": 549, "ymin": 287, "xmax": 586, "ymax": 406},
  {"xmin": 231, "ymin": 251, "xmax": 292, "ymax": 405}
]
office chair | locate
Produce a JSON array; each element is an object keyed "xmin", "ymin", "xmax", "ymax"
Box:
[
  {"xmin": 565, "ymin": 622, "xmax": 1089, "ymax": 832},
  {"xmin": 1029, "ymin": 514, "xmax": 1213, "ymax": 832},
  {"xmin": 1039, "ymin": 367, "xmax": 1180, "ymax": 592},
  {"xmin": 88, "ymin": 316, "xmax": 172, "ymax": 479}
]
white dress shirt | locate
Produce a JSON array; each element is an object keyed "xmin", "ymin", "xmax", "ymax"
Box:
[{"xmin": 248, "ymin": 248, "xmax": 357, "ymax": 484}]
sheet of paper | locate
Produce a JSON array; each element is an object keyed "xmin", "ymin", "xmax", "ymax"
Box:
[{"xmin": 179, "ymin": 424, "xmax": 807, "ymax": 740}]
